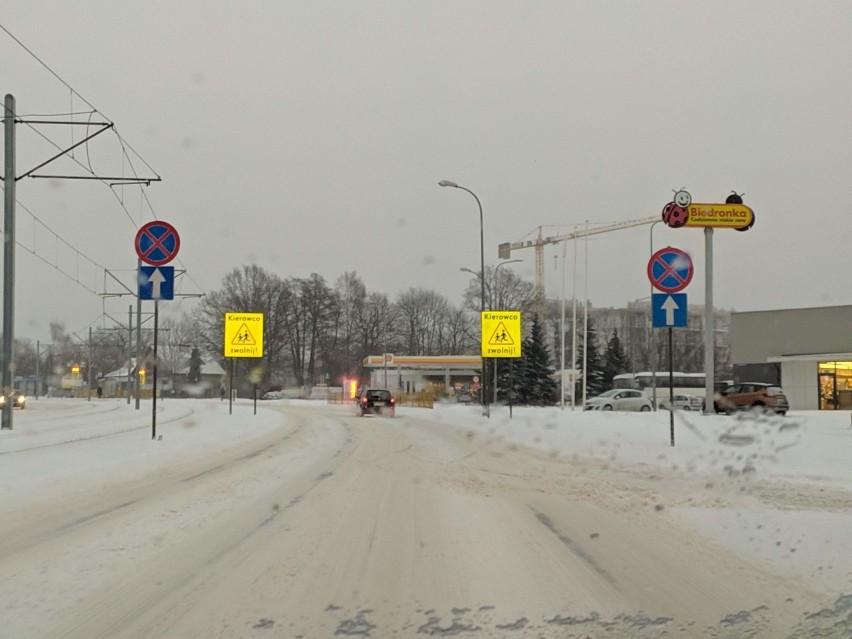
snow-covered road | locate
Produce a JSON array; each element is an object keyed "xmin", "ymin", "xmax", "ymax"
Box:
[{"xmin": 1, "ymin": 399, "xmax": 849, "ymax": 638}]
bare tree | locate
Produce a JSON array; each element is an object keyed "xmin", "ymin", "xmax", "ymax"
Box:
[
  {"xmin": 461, "ymin": 265, "xmax": 536, "ymax": 313},
  {"xmin": 393, "ymin": 288, "xmax": 462, "ymax": 356},
  {"xmin": 277, "ymin": 274, "xmax": 338, "ymax": 387},
  {"xmin": 356, "ymin": 291, "xmax": 396, "ymax": 359},
  {"xmin": 196, "ymin": 265, "xmax": 289, "ymax": 387}
]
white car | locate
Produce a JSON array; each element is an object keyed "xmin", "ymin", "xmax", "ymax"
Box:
[
  {"xmin": 585, "ymin": 389, "xmax": 653, "ymax": 412},
  {"xmin": 658, "ymin": 394, "xmax": 703, "ymax": 411}
]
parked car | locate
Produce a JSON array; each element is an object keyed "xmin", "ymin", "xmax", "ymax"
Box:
[
  {"xmin": 711, "ymin": 382, "xmax": 789, "ymax": 415},
  {"xmin": 585, "ymin": 389, "xmax": 653, "ymax": 412},
  {"xmin": 0, "ymin": 389, "xmax": 27, "ymax": 409},
  {"xmin": 658, "ymin": 394, "xmax": 703, "ymax": 411},
  {"xmin": 355, "ymin": 387, "xmax": 396, "ymax": 417}
]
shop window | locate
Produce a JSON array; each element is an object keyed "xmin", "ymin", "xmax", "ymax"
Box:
[{"xmin": 818, "ymin": 361, "xmax": 852, "ymax": 410}]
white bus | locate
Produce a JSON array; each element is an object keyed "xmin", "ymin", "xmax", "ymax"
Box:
[{"xmin": 612, "ymin": 371, "xmax": 708, "ymax": 399}]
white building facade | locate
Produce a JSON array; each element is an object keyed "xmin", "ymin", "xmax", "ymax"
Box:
[{"xmin": 730, "ymin": 305, "xmax": 852, "ymax": 410}]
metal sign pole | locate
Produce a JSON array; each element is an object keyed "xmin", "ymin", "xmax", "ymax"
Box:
[
  {"xmin": 669, "ymin": 327, "xmax": 675, "ymax": 446},
  {"xmin": 152, "ymin": 300, "xmax": 159, "ymax": 439},
  {"xmin": 229, "ymin": 358, "xmax": 234, "ymax": 415},
  {"xmin": 704, "ymin": 228, "xmax": 715, "ymax": 412}
]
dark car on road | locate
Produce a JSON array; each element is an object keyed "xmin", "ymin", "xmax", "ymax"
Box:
[
  {"xmin": 711, "ymin": 382, "xmax": 789, "ymax": 415},
  {"xmin": 355, "ymin": 387, "xmax": 396, "ymax": 417}
]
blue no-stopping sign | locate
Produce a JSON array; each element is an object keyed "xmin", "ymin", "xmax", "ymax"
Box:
[{"xmin": 647, "ymin": 247, "xmax": 693, "ymax": 293}]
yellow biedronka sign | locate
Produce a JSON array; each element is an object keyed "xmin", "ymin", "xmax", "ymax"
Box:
[
  {"xmin": 481, "ymin": 311, "xmax": 522, "ymax": 358},
  {"xmin": 224, "ymin": 312, "xmax": 264, "ymax": 358}
]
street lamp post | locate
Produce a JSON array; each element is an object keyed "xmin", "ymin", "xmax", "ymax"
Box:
[
  {"xmin": 440, "ymin": 179, "xmax": 489, "ymax": 418},
  {"xmin": 649, "ymin": 220, "xmax": 662, "ymax": 410}
]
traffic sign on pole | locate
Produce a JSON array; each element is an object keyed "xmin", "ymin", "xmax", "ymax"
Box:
[
  {"xmin": 481, "ymin": 311, "xmax": 522, "ymax": 358},
  {"xmin": 138, "ymin": 266, "xmax": 174, "ymax": 300},
  {"xmin": 135, "ymin": 221, "xmax": 180, "ymax": 266},
  {"xmin": 652, "ymin": 293, "xmax": 687, "ymax": 328},
  {"xmin": 647, "ymin": 246, "xmax": 693, "ymax": 293}
]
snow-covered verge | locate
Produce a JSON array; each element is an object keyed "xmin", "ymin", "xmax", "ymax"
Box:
[{"xmin": 423, "ymin": 402, "xmax": 852, "ymax": 595}]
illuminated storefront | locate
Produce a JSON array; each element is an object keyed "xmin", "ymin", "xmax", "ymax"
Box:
[
  {"xmin": 817, "ymin": 361, "xmax": 852, "ymax": 410},
  {"xmin": 730, "ymin": 305, "xmax": 852, "ymax": 411}
]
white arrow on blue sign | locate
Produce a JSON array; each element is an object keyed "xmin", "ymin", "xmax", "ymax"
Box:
[
  {"xmin": 138, "ymin": 266, "xmax": 175, "ymax": 300},
  {"xmin": 652, "ymin": 293, "xmax": 687, "ymax": 327}
]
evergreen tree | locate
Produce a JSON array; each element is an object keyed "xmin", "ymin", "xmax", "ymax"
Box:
[
  {"xmin": 517, "ymin": 314, "xmax": 558, "ymax": 406},
  {"xmin": 602, "ymin": 328, "xmax": 632, "ymax": 389},
  {"xmin": 575, "ymin": 317, "xmax": 607, "ymax": 400},
  {"xmin": 188, "ymin": 347, "xmax": 203, "ymax": 384}
]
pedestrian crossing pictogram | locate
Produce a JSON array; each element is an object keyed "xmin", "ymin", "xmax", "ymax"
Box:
[
  {"xmin": 231, "ymin": 324, "xmax": 257, "ymax": 345},
  {"xmin": 488, "ymin": 322, "xmax": 515, "ymax": 346}
]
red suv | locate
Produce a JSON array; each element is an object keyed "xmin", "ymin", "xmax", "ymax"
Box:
[{"xmin": 712, "ymin": 382, "xmax": 789, "ymax": 415}]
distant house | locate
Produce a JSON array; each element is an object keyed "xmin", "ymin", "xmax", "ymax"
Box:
[
  {"xmin": 99, "ymin": 358, "xmax": 142, "ymax": 398},
  {"xmin": 171, "ymin": 356, "xmax": 227, "ymax": 398},
  {"xmin": 99, "ymin": 355, "xmax": 226, "ymax": 399}
]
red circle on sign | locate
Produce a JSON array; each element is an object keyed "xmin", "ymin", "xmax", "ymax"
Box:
[
  {"xmin": 135, "ymin": 221, "xmax": 180, "ymax": 266},
  {"xmin": 647, "ymin": 246, "xmax": 693, "ymax": 293}
]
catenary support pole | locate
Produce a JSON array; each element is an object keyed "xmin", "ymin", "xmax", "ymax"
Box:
[
  {"xmin": 35, "ymin": 340, "xmax": 40, "ymax": 400},
  {"xmin": 88, "ymin": 327, "xmax": 93, "ymax": 402},
  {"xmin": 2, "ymin": 94, "xmax": 16, "ymax": 430},
  {"xmin": 127, "ymin": 305, "xmax": 133, "ymax": 404}
]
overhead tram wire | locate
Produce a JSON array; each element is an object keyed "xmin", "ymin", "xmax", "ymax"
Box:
[
  {"xmin": 1, "ymin": 24, "xmax": 161, "ymax": 211},
  {"xmin": 0, "ymin": 184, "xmax": 107, "ymax": 296},
  {"xmin": 2, "ymin": 25, "xmax": 204, "ymax": 301}
]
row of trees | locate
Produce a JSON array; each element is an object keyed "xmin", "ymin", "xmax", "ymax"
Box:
[
  {"xmin": 188, "ymin": 264, "xmax": 538, "ymax": 391},
  {"xmin": 8, "ymin": 262, "xmax": 723, "ymax": 406}
]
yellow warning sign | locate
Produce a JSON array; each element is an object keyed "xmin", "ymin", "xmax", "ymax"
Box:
[
  {"xmin": 481, "ymin": 311, "xmax": 521, "ymax": 358},
  {"xmin": 224, "ymin": 312, "xmax": 264, "ymax": 358}
]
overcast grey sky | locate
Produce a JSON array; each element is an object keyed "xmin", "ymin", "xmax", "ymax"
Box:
[{"xmin": 3, "ymin": 1, "xmax": 852, "ymax": 342}]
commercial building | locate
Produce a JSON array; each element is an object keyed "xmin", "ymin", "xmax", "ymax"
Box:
[
  {"xmin": 362, "ymin": 355, "xmax": 481, "ymax": 395},
  {"xmin": 730, "ymin": 305, "xmax": 852, "ymax": 410}
]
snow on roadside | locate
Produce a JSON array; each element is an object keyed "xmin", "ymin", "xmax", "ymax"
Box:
[
  {"xmin": 425, "ymin": 403, "xmax": 852, "ymax": 489},
  {"xmin": 423, "ymin": 402, "xmax": 852, "ymax": 594},
  {"xmin": 0, "ymin": 398, "xmax": 283, "ymax": 508}
]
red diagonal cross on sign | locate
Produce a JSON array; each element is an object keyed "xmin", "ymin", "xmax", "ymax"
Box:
[
  {"xmin": 652, "ymin": 254, "xmax": 688, "ymax": 288},
  {"xmin": 647, "ymin": 247, "xmax": 693, "ymax": 293},
  {"xmin": 141, "ymin": 228, "xmax": 171, "ymax": 260},
  {"xmin": 135, "ymin": 221, "xmax": 180, "ymax": 266}
]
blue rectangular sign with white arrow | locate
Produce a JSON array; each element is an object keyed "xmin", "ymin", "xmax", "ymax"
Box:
[
  {"xmin": 138, "ymin": 266, "xmax": 175, "ymax": 301},
  {"xmin": 652, "ymin": 293, "xmax": 687, "ymax": 328}
]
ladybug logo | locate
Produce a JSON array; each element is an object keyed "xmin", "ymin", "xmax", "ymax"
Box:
[{"xmin": 662, "ymin": 201, "xmax": 689, "ymax": 228}]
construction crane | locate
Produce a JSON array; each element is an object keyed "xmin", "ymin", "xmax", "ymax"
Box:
[{"xmin": 498, "ymin": 215, "xmax": 659, "ymax": 314}]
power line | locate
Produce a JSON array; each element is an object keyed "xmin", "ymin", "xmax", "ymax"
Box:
[
  {"xmin": 0, "ymin": 23, "xmax": 97, "ymax": 113},
  {"xmin": 0, "ymin": 184, "xmax": 106, "ymax": 295},
  {"xmin": 1, "ymin": 25, "xmax": 205, "ymax": 306}
]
